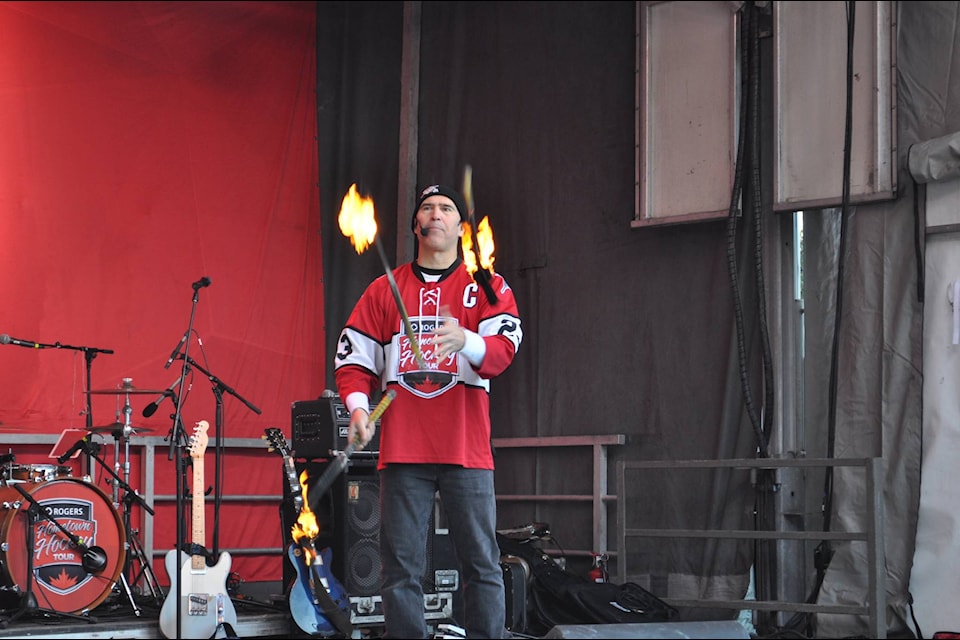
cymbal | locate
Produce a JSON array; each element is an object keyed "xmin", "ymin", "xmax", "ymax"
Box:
[
  {"xmin": 86, "ymin": 423, "xmax": 158, "ymax": 435},
  {"xmin": 87, "ymin": 386, "xmax": 167, "ymax": 395}
]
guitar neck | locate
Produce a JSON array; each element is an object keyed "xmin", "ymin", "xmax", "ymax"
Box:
[
  {"xmin": 191, "ymin": 455, "xmax": 206, "ymax": 571},
  {"xmin": 264, "ymin": 428, "xmax": 305, "ymax": 513},
  {"xmin": 285, "ymin": 456, "xmax": 303, "ymax": 513}
]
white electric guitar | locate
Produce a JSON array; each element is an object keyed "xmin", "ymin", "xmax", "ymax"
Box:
[{"xmin": 159, "ymin": 420, "xmax": 238, "ymax": 639}]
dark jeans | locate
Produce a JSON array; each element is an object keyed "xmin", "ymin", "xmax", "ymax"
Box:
[{"xmin": 379, "ymin": 464, "xmax": 506, "ymax": 639}]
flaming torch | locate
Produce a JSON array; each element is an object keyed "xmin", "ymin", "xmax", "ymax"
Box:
[
  {"xmin": 461, "ymin": 166, "xmax": 499, "ymax": 304},
  {"xmin": 338, "ymin": 184, "xmax": 427, "ymax": 368},
  {"xmin": 291, "ymin": 470, "xmax": 320, "ymax": 555}
]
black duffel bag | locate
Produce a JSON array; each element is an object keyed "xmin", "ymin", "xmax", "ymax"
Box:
[{"xmin": 496, "ymin": 532, "xmax": 677, "ymax": 635}]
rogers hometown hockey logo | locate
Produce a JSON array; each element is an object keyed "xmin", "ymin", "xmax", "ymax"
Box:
[
  {"xmin": 33, "ymin": 497, "xmax": 99, "ymax": 595},
  {"xmin": 398, "ymin": 316, "xmax": 458, "ymax": 398}
]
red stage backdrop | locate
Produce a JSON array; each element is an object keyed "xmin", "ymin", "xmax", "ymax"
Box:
[{"xmin": 0, "ymin": 1, "xmax": 322, "ymax": 584}]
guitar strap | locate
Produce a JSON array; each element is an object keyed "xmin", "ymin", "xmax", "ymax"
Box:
[
  {"xmin": 310, "ymin": 563, "xmax": 354, "ymax": 637},
  {"xmin": 209, "ymin": 622, "xmax": 238, "ymax": 639}
]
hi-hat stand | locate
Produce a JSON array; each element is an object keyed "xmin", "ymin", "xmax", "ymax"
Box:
[
  {"xmin": 78, "ymin": 437, "xmax": 162, "ymax": 614},
  {"xmin": 0, "ymin": 482, "xmax": 103, "ymax": 627}
]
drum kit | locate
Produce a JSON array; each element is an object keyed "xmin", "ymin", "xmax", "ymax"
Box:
[{"xmin": 0, "ymin": 378, "xmax": 168, "ymax": 622}]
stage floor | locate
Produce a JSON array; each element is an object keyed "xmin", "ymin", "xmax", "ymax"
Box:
[
  {"xmin": 0, "ymin": 587, "xmax": 297, "ymax": 639},
  {"xmin": 0, "ymin": 582, "xmax": 469, "ymax": 640}
]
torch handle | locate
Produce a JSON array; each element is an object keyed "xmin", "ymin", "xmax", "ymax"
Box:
[
  {"xmin": 308, "ymin": 389, "xmax": 397, "ymax": 515},
  {"xmin": 375, "ymin": 238, "xmax": 427, "ymax": 368},
  {"xmin": 462, "ymin": 164, "xmax": 498, "ymax": 305},
  {"xmin": 367, "ymin": 388, "xmax": 397, "ymax": 424}
]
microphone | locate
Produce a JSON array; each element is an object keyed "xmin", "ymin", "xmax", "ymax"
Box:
[
  {"xmin": 164, "ymin": 332, "xmax": 188, "ymax": 370},
  {"xmin": 0, "ymin": 453, "xmax": 14, "ymax": 464},
  {"xmin": 419, "ymin": 226, "xmax": 430, "ymax": 237},
  {"xmin": 192, "ymin": 276, "xmax": 212, "ymax": 290},
  {"xmin": 0, "ymin": 334, "xmax": 41, "ymax": 349},
  {"xmin": 81, "ymin": 545, "xmax": 108, "ymax": 573},
  {"xmin": 142, "ymin": 376, "xmax": 181, "ymax": 418},
  {"xmin": 57, "ymin": 435, "xmax": 90, "ymax": 464}
]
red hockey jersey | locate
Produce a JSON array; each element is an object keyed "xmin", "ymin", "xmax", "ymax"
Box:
[{"xmin": 334, "ymin": 259, "xmax": 522, "ymax": 470}]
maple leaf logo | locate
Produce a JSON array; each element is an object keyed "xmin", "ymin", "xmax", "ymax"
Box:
[
  {"xmin": 415, "ymin": 375, "xmax": 442, "ymax": 394},
  {"xmin": 50, "ymin": 567, "xmax": 78, "ymax": 590}
]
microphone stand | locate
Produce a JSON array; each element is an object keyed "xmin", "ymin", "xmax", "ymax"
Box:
[
  {"xmin": 22, "ymin": 340, "xmax": 114, "ymax": 478},
  {"xmin": 168, "ymin": 286, "xmax": 202, "ymax": 640},
  {"xmin": 176, "ymin": 354, "xmax": 261, "ymax": 558}
]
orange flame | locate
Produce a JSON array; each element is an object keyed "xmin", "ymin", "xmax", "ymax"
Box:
[
  {"xmin": 291, "ymin": 470, "xmax": 318, "ymax": 564},
  {"xmin": 338, "ymin": 183, "xmax": 377, "ymax": 254},
  {"xmin": 462, "ymin": 215, "xmax": 496, "ymax": 275}
]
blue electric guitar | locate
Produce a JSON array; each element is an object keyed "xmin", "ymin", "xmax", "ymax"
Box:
[
  {"xmin": 263, "ymin": 427, "xmax": 352, "ymax": 636},
  {"xmin": 160, "ymin": 421, "xmax": 238, "ymax": 639},
  {"xmin": 287, "ymin": 540, "xmax": 352, "ymax": 635}
]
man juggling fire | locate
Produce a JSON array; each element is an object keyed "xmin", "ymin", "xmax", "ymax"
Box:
[{"xmin": 334, "ymin": 174, "xmax": 523, "ymax": 638}]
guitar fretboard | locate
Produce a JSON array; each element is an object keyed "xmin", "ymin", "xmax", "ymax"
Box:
[{"xmin": 190, "ymin": 421, "xmax": 210, "ymax": 571}]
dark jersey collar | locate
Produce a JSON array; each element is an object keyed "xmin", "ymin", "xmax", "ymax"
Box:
[{"xmin": 411, "ymin": 257, "xmax": 463, "ymax": 282}]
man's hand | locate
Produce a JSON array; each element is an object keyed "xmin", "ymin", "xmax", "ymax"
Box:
[
  {"xmin": 348, "ymin": 407, "xmax": 374, "ymax": 450},
  {"xmin": 432, "ymin": 318, "xmax": 466, "ymax": 360}
]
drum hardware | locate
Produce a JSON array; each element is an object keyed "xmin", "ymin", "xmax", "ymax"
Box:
[
  {"xmin": 86, "ymin": 385, "xmax": 170, "ymax": 395},
  {"xmin": 0, "ymin": 454, "xmax": 14, "ymax": 487},
  {"xmin": 121, "ymin": 491, "xmax": 164, "ymax": 608},
  {"xmin": 0, "ymin": 481, "xmax": 104, "ymax": 626},
  {"xmin": 4, "ymin": 463, "xmax": 73, "ymax": 485},
  {"xmin": 86, "ymin": 423, "xmax": 158, "ymax": 436},
  {"xmin": 104, "ymin": 382, "xmax": 140, "ymax": 507},
  {"xmin": 77, "ymin": 438, "xmax": 161, "ymax": 615}
]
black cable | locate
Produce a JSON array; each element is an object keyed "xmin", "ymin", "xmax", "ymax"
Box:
[
  {"xmin": 725, "ymin": 0, "xmax": 768, "ymax": 457},
  {"xmin": 910, "ymin": 169, "xmax": 925, "ymax": 304},
  {"xmin": 809, "ymin": 11, "xmax": 858, "ymax": 627},
  {"xmin": 821, "ymin": 0, "xmax": 856, "ymax": 545},
  {"xmin": 747, "ymin": 0, "xmax": 775, "ymax": 455}
]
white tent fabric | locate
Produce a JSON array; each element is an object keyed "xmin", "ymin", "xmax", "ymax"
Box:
[{"xmin": 908, "ymin": 145, "xmax": 960, "ymax": 634}]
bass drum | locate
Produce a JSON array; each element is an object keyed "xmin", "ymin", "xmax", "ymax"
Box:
[{"xmin": 0, "ymin": 478, "xmax": 125, "ymax": 613}]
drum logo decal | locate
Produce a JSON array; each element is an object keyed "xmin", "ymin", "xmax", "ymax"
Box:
[{"xmin": 34, "ymin": 497, "xmax": 98, "ymax": 594}]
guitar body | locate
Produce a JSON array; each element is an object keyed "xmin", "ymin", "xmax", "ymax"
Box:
[
  {"xmin": 287, "ymin": 543, "xmax": 351, "ymax": 635},
  {"xmin": 159, "ymin": 549, "xmax": 237, "ymax": 639}
]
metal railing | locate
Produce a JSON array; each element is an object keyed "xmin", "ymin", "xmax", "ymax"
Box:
[
  {"xmin": 616, "ymin": 457, "xmax": 886, "ymax": 639},
  {"xmin": 492, "ymin": 434, "xmax": 625, "ymax": 557}
]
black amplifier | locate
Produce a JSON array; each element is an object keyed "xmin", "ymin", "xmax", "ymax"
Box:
[{"xmin": 291, "ymin": 392, "xmax": 381, "ymax": 460}]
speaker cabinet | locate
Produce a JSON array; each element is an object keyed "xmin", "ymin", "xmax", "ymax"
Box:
[
  {"xmin": 332, "ymin": 464, "xmax": 381, "ymax": 596},
  {"xmin": 281, "ymin": 458, "xmax": 461, "ymax": 617},
  {"xmin": 281, "ymin": 459, "xmax": 378, "ymax": 594}
]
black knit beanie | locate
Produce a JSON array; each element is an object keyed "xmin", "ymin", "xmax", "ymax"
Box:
[{"xmin": 410, "ymin": 184, "xmax": 469, "ymax": 232}]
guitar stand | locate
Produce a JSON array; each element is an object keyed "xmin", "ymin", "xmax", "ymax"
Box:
[
  {"xmin": 0, "ymin": 483, "xmax": 100, "ymax": 627},
  {"xmin": 81, "ymin": 438, "xmax": 163, "ymax": 615}
]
